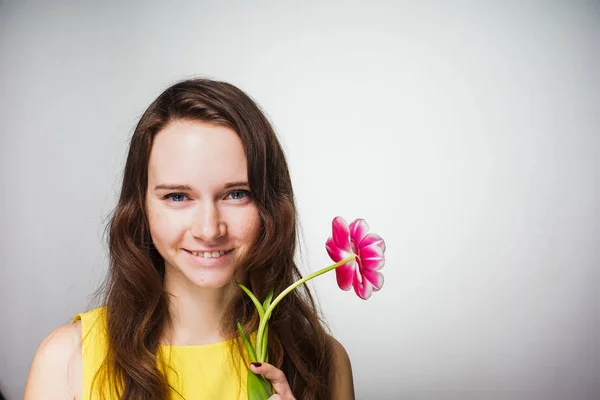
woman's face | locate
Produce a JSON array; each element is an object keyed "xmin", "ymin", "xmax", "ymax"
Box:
[{"xmin": 145, "ymin": 120, "xmax": 261, "ymax": 289}]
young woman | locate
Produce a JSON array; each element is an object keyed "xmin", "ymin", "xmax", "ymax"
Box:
[{"xmin": 24, "ymin": 79, "xmax": 354, "ymax": 400}]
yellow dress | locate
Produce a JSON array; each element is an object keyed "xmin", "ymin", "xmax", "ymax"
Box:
[{"xmin": 73, "ymin": 307, "xmax": 248, "ymax": 400}]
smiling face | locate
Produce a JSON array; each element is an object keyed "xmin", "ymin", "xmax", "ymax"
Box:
[{"xmin": 145, "ymin": 120, "xmax": 261, "ymax": 290}]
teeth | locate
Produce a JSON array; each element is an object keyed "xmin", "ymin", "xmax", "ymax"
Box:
[{"xmin": 191, "ymin": 250, "xmax": 228, "ymax": 258}]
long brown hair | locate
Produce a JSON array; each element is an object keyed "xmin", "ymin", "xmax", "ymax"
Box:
[{"xmin": 95, "ymin": 78, "xmax": 334, "ymax": 399}]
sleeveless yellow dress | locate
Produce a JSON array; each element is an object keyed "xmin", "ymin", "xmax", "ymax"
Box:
[{"xmin": 73, "ymin": 307, "xmax": 248, "ymax": 400}]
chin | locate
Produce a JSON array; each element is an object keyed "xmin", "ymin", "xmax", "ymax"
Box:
[
  {"xmin": 186, "ymin": 273, "xmax": 235, "ymax": 290},
  {"xmin": 172, "ymin": 262, "xmax": 238, "ymax": 290}
]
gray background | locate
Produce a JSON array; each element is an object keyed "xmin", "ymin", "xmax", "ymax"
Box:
[{"xmin": 1, "ymin": 1, "xmax": 599, "ymax": 399}]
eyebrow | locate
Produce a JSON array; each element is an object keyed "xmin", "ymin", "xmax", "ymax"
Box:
[
  {"xmin": 224, "ymin": 181, "xmax": 250, "ymax": 189},
  {"xmin": 154, "ymin": 184, "xmax": 193, "ymax": 191},
  {"xmin": 154, "ymin": 182, "xmax": 250, "ymax": 191}
]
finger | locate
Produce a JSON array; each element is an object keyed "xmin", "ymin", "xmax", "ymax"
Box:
[{"xmin": 250, "ymin": 362, "xmax": 294, "ymax": 398}]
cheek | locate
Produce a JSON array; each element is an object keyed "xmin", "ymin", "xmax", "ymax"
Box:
[
  {"xmin": 241, "ymin": 207, "xmax": 261, "ymax": 241},
  {"xmin": 147, "ymin": 207, "xmax": 185, "ymax": 248},
  {"xmin": 147, "ymin": 210, "xmax": 165, "ymax": 246}
]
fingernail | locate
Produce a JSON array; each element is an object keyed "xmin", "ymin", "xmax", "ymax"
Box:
[{"xmin": 251, "ymin": 362, "xmax": 262, "ymax": 367}]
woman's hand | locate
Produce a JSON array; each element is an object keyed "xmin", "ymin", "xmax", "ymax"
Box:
[{"xmin": 250, "ymin": 362, "xmax": 296, "ymax": 400}]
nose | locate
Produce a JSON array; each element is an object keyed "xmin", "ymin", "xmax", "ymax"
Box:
[{"xmin": 190, "ymin": 202, "xmax": 226, "ymax": 242}]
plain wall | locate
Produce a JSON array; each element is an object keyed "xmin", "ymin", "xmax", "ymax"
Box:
[{"xmin": 1, "ymin": 1, "xmax": 599, "ymax": 399}]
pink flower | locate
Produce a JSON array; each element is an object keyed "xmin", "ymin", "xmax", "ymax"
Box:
[{"xmin": 325, "ymin": 217, "xmax": 386, "ymax": 300}]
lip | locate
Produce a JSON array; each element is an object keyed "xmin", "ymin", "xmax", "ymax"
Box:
[
  {"xmin": 183, "ymin": 248, "xmax": 232, "ymax": 266},
  {"xmin": 186, "ymin": 248, "xmax": 231, "ymax": 254}
]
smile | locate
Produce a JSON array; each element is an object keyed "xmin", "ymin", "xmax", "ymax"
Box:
[{"xmin": 186, "ymin": 249, "xmax": 231, "ymax": 259}]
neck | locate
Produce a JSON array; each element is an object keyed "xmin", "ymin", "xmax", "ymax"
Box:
[{"xmin": 161, "ymin": 269, "xmax": 237, "ymax": 346}]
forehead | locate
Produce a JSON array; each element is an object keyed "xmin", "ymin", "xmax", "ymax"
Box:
[{"xmin": 147, "ymin": 120, "xmax": 248, "ymax": 186}]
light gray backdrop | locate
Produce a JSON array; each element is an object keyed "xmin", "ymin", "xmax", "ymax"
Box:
[{"xmin": 1, "ymin": 1, "xmax": 599, "ymax": 399}]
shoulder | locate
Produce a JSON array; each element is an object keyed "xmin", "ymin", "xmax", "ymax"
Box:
[
  {"xmin": 329, "ymin": 335, "xmax": 355, "ymax": 400},
  {"xmin": 24, "ymin": 320, "xmax": 82, "ymax": 400}
]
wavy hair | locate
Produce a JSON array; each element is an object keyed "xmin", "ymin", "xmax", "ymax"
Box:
[{"xmin": 94, "ymin": 78, "xmax": 334, "ymax": 399}]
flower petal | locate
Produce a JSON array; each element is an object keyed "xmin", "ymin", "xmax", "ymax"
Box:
[
  {"xmin": 361, "ymin": 256, "xmax": 385, "ymax": 271},
  {"xmin": 359, "ymin": 233, "xmax": 386, "ymax": 253},
  {"xmin": 359, "ymin": 242, "xmax": 384, "ymax": 259},
  {"xmin": 358, "ymin": 244, "xmax": 385, "ymax": 270},
  {"xmin": 326, "ymin": 237, "xmax": 350, "ymax": 262},
  {"xmin": 335, "ymin": 261, "xmax": 356, "ymax": 291},
  {"xmin": 353, "ymin": 275, "xmax": 373, "ymax": 300},
  {"xmin": 349, "ymin": 219, "xmax": 369, "ymax": 246},
  {"xmin": 363, "ymin": 269, "xmax": 384, "ymax": 291},
  {"xmin": 332, "ymin": 217, "xmax": 351, "ymax": 252}
]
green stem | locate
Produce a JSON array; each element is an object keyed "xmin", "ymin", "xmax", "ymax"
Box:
[{"xmin": 255, "ymin": 254, "xmax": 356, "ymax": 361}]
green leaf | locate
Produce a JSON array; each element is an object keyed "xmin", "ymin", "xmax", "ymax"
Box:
[
  {"xmin": 262, "ymin": 286, "xmax": 274, "ymax": 310},
  {"xmin": 259, "ymin": 287, "xmax": 274, "ymax": 363},
  {"xmin": 247, "ymin": 369, "xmax": 275, "ymax": 400},
  {"xmin": 237, "ymin": 282, "xmax": 265, "ymax": 318},
  {"xmin": 261, "ymin": 325, "xmax": 269, "ymax": 364},
  {"xmin": 237, "ymin": 321, "xmax": 257, "ymax": 363}
]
